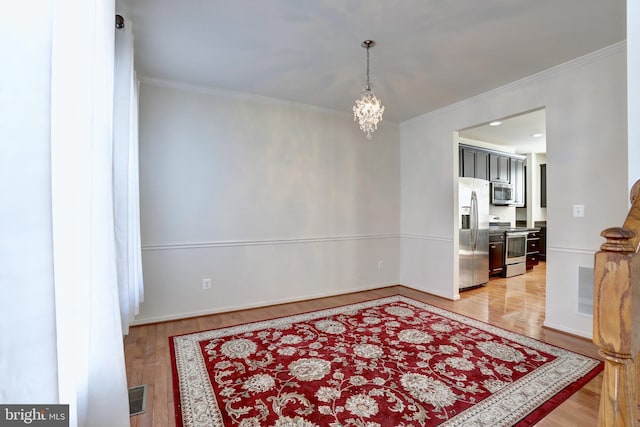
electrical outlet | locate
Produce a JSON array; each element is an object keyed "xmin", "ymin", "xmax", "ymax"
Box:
[
  {"xmin": 378, "ymin": 260, "xmax": 384, "ymax": 270},
  {"xmin": 202, "ymin": 278, "xmax": 212, "ymax": 289}
]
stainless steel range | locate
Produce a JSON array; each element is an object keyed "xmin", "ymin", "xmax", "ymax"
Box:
[{"xmin": 504, "ymin": 230, "xmax": 528, "ymax": 277}]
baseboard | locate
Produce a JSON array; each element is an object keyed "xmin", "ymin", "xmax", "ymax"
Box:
[
  {"xmin": 395, "ymin": 282, "xmax": 460, "ymax": 302},
  {"xmin": 130, "ymin": 282, "xmax": 400, "ymax": 326},
  {"xmin": 542, "ymin": 321, "xmax": 592, "ymax": 340}
]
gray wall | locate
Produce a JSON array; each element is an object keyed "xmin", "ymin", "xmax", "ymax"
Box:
[
  {"xmin": 136, "ymin": 80, "xmax": 401, "ymax": 323},
  {"xmin": 400, "ymin": 43, "xmax": 627, "ymax": 337}
]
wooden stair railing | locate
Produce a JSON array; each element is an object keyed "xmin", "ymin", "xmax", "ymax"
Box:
[{"xmin": 593, "ymin": 179, "xmax": 640, "ymax": 427}]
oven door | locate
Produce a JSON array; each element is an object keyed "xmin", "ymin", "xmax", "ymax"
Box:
[{"xmin": 505, "ymin": 231, "xmax": 527, "ymax": 265}]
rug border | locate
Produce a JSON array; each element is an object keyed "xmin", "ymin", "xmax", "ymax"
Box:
[
  {"xmin": 169, "ymin": 332, "xmax": 184, "ymax": 427},
  {"xmin": 515, "ymin": 361, "xmax": 603, "ymax": 426},
  {"xmin": 169, "ymin": 294, "xmax": 603, "ymax": 427}
]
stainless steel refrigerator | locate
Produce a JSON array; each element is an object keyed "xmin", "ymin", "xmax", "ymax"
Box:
[{"xmin": 458, "ymin": 177, "xmax": 490, "ymax": 290}]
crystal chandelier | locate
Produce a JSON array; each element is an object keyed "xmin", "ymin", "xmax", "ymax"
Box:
[{"xmin": 353, "ymin": 40, "xmax": 385, "ymax": 140}]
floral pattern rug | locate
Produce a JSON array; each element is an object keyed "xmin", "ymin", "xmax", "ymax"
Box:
[{"xmin": 170, "ymin": 296, "xmax": 602, "ymax": 427}]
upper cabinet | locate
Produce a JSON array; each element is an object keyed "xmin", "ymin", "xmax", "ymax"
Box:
[
  {"xmin": 489, "ymin": 153, "xmax": 510, "ymax": 183},
  {"xmin": 459, "ymin": 144, "xmax": 526, "ymax": 207},
  {"xmin": 460, "ymin": 147, "xmax": 489, "ymax": 180},
  {"xmin": 540, "ymin": 164, "xmax": 547, "ymax": 207},
  {"xmin": 510, "ymin": 157, "xmax": 525, "ymax": 207}
]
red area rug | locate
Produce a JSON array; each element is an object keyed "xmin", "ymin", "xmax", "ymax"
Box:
[{"xmin": 170, "ymin": 296, "xmax": 602, "ymax": 427}]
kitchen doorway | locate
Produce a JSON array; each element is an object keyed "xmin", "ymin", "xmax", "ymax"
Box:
[{"xmin": 455, "ymin": 108, "xmax": 547, "ymax": 299}]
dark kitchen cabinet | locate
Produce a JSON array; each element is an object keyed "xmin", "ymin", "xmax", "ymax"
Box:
[
  {"xmin": 510, "ymin": 158, "xmax": 525, "ymax": 207},
  {"xmin": 461, "ymin": 148, "xmax": 475, "ymax": 177},
  {"xmin": 526, "ymin": 230, "xmax": 540, "ymax": 270},
  {"xmin": 540, "ymin": 164, "xmax": 547, "ymax": 207},
  {"xmin": 459, "ymin": 146, "xmax": 489, "ymax": 180},
  {"xmin": 489, "ymin": 232, "xmax": 505, "ymax": 276},
  {"xmin": 489, "ymin": 154, "xmax": 510, "ymax": 183},
  {"xmin": 459, "ymin": 145, "xmax": 525, "ymax": 207},
  {"xmin": 474, "ymin": 151, "xmax": 489, "ymax": 180},
  {"xmin": 537, "ymin": 224, "xmax": 546, "ymax": 261}
]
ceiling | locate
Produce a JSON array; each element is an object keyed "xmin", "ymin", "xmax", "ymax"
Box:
[
  {"xmin": 119, "ymin": 0, "xmax": 625, "ymax": 123},
  {"xmin": 459, "ymin": 109, "xmax": 547, "ymax": 154}
]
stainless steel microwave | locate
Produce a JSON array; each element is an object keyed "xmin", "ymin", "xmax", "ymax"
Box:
[{"xmin": 491, "ymin": 182, "xmax": 514, "ymax": 205}]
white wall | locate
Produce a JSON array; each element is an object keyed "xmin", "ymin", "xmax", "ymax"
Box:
[
  {"xmin": 0, "ymin": 1, "xmax": 59, "ymax": 403},
  {"xmin": 400, "ymin": 43, "xmax": 627, "ymax": 337},
  {"xmin": 520, "ymin": 152, "xmax": 548, "ymax": 227},
  {"xmin": 530, "ymin": 153, "xmax": 547, "ymax": 225},
  {"xmin": 135, "ymin": 79, "xmax": 401, "ymax": 323}
]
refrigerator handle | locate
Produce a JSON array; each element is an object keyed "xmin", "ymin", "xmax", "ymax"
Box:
[
  {"xmin": 471, "ymin": 191, "xmax": 478, "ymax": 250},
  {"xmin": 474, "ymin": 192, "xmax": 479, "ymax": 248}
]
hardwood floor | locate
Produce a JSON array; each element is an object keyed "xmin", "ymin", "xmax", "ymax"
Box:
[{"xmin": 124, "ymin": 261, "xmax": 602, "ymax": 426}]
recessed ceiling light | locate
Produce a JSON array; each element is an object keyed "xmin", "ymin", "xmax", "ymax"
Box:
[
  {"xmin": 532, "ymin": 133, "xmax": 544, "ymax": 138},
  {"xmin": 489, "ymin": 121, "xmax": 502, "ymax": 127}
]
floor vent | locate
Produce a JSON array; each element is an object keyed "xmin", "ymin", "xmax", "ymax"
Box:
[
  {"xmin": 128, "ymin": 384, "xmax": 148, "ymax": 416},
  {"xmin": 578, "ymin": 266, "xmax": 594, "ymax": 316}
]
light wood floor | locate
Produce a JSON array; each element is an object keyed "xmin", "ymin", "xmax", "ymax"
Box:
[{"xmin": 124, "ymin": 261, "xmax": 602, "ymax": 427}]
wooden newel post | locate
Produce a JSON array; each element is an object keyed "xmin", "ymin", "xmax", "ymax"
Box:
[
  {"xmin": 593, "ymin": 226, "xmax": 640, "ymax": 427},
  {"xmin": 593, "ymin": 179, "xmax": 640, "ymax": 426}
]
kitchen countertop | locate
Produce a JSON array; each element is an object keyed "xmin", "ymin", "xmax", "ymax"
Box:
[{"xmin": 489, "ymin": 226, "xmax": 540, "ymax": 234}]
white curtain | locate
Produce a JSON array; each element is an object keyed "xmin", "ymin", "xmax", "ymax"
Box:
[
  {"xmin": 50, "ymin": 0, "xmax": 134, "ymax": 425},
  {"xmin": 114, "ymin": 15, "xmax": 144, "ymax": 335}
]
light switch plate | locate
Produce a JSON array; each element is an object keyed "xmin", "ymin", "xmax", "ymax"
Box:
[{"xmin": 573, "ymin": 204, "xmax": 585, "ymax": 218}]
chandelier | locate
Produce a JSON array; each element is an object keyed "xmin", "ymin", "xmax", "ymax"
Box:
[{"xmin": 353, "ymin": 40, "xmax": 385, "ymax": 140}]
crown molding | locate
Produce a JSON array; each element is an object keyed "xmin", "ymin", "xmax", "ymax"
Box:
[{"xmin": 138, "ymin": 75, "xmax": 401, "ymax": 127}]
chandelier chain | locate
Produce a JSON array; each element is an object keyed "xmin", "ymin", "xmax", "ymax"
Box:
[{"xmin": 366, "ymin": 44, "xmax": 371, "ymax": 91}]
